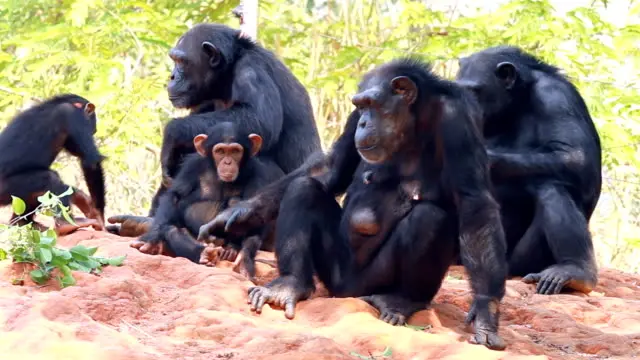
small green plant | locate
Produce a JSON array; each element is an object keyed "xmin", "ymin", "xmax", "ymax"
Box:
[
  {"xmin": 0, "ymin": 188, "xmax": 125, "ymax": 288},
  {"xmin": 350, "ymin": 346, "xmax": 393, "ymax": 359},
  {"xmin": 405, "ymin": 324, "xmax": 432, "ymax": 332}
]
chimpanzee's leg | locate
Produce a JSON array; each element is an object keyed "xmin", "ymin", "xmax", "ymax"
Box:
[
  {"xmin": 0, "ymin": 170, "xmax": 101, "ymax": 234},
  {"xmin": 106, "ymin": 215, "xmax": 153, "ymax": 237},
  {"xmin": 358, "ymin": 202, "xmax": 456, "ymax": 325},
  {"xmin": 247, "ymin": 176, "xmax": 354, "ymax": 319},
  {"xmin": 517, "ymin": 184, "xmax": 597, "ymax": 294}
]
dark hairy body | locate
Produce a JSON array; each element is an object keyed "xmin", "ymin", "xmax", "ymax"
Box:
[
  {"xmin": 127, "ymin": 122, "xmax": 283, "ymax": 280},
  {"xmin": 200, "ymin": 58, "xmax": 509, "ymax": 350},
  {"xmin": 150, "ymin": 23, "xmax": 320, "ymax": 215},
  {"xmin": 0, "ymin": 94, "xmax": 106, "ymax": 234},
  {"xmin": 108, "ymin": 23, "xmax": 321, "ymax": 235},
  {"xmin": 456, "ymin": 45, "xmax": 602, "ymax": 295}
]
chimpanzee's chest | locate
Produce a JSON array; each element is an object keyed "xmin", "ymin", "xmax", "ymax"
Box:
[{"xmin": 341, "ymin": 162, "xmax": 442, "ymax": 244}]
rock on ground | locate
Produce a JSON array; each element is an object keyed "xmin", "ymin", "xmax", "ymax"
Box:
[{"xmin": 0, "ymin": 230, "xmax": 639, "ymax": 360}]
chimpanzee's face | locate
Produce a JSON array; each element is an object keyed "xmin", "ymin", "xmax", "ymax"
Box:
[
  {"xmin": 455, "ymin": 52, "xmax": 518, "ymax": 121},
  {"xmin": 167, "ymin": 27, "xmax": 224, "ymax": 110},
  {"xmin": 352, "ymin": 73, "xmax": 417, "ymax": 164}
]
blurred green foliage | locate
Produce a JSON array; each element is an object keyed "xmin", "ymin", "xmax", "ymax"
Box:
[{"xmin": 0, "ymin": 0, "xmax": 638, "ymax": 270}]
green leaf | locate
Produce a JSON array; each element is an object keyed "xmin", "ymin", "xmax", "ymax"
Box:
[
  {"xmin": 86, "ymin": 247, "xmax": 99, "ymax": 256},
  {"xmin": 58, "ymin": 187, "xmax": 74, "ymax": 198},
  {"xmin": 36, "ymin": 192, "xmax": 53, "ymax": 206},
  {"xmin": 52, "ymin": 248, "xmax": 72, "ymax": 260},
  {"xmin": 58, "ymin": 273, "xmax": 77, "ymax": 288},
  {"xmin": 59, "ymin": 264, "xmax": 73, "ymax": 277},
  {"xmin": 39, "ymin": 247, "xmax": 53, "ymax": 264},
  {"xmin": 60, "ymin": 205, "xmax": 77, "ymax": 226},
  {"xmin": 68, "ymin": 261, "xmax": 91, "ymax": 272},
  {"xmin": 106, "ymin": 255, "xmax": 126, "ymax": 266},
  {"xmin": 11, "ymin": 196, "xmax": 26, "ymax": 216},
  {"xmin": 69, "ymin": 245, "xmax": 91, "ymax": 260},
  {"xmin": 0, "ymin": 248, "xmax": 7, "ymax": 261},
  {"xmin": 39, "ymin": 235, "xmax": 56, "ymax": 247},
  {"xmin": 30, "ymin": 269, "xmax": 49, "ymax": 284}
]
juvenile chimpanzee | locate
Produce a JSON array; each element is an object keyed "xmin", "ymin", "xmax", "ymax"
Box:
[
  {"xmin": 154, "ymin": 23, "xmax": 320, "ymax": 212},
  {"xmin": 108, "ymin": 23, "xmax": 321, "ymax": 234},
  {"xmin": 456, "ymin": 46, "xmax": 602, "ymax": 295},
  {"xmin": 130, "ymin": 122, "xmax": 283, "ymax": 280},
  {"xmin": 199, "ymin": 58, "xmax": 509, "ymax": 350},
  {"xmin": 0, "ymin": 94, "xmax": 106, "ymax": 235}
]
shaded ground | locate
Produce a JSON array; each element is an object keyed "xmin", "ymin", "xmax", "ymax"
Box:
[{"xmin": 0, "ymin": 230, "xmax": 639, "ymax": 360}]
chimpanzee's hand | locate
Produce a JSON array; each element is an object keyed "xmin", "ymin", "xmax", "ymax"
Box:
[
  {"xmin": 464, "ymin": 295, "xmax": 506, "ymax": 350},
  {"xmin": 198, "ymin": 200, "xmax": 260, "ymax": 240},
  {"xmin": 161, "ymin": 174, "xmax": 173, "ymax": 188}
]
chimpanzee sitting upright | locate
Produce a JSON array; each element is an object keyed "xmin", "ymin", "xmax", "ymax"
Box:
[
  {"xmin": 456, "ymin": 46, "xmax": 602, "ymax": 295},
  {"xmin": 151, "ymin": 23, "xmax": 321, "ymax": 214},
  {"xmin": 130, "ymin": 122, "xmax": 283, "ymax": 280},
  {"xmin": 108, "ymin": 23, "xmax": 321, "ymax": 235},
  {"xmin": 0, "ymin": 94, "xmax": 106, "ymax": 235},
  {"xmin": 199, "ymin": 58, "xmax": 509, "ymax": 350}
]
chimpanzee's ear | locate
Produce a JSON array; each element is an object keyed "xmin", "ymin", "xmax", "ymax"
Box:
[
  {"xmin": 84, "ymin": 102, "xmax": 95, "ymax": 116},
  {"xmin": 193, "ymin": 134, "xmax": 209, "ymax": 157},
  {"xmin": 248, "ymin": 133, "xmax": 263, "ymax": 156},
  {"xmin": 390, "ymin": 76, "xmax": 418, "ymax": 105},
  {"xmin": 202, "ymin": 41, "xmax": 221, "ymax": 68},
  {"xmin": 495, "ymin": 62, "xmax": 517, "ymax": 90}
]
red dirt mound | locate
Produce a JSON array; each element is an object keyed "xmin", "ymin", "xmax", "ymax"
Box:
[{"xmin": 0, "ymin": 230, "xmax": 638, "ymax": 360}]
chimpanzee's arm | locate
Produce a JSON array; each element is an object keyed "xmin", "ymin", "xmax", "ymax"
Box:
[
  {"xmin": 63, "ymin": 105, "xmax": 106, "ymax": 215},
  {"xmin": 198, "ymin": 109, "xmax": 360, "ymax": 239},
  {"xmin": 241, "ymin": 108, "xmax": 359, "ymax": 218},
  {"xmin": 489, "ymin": 86, "xmax": 593, "ymax": 179},
  {"xmin": 80, "ymin": 164, "xmax": 106, "ymax": 216},
  {"xmin": 160, "ymin": 115, "xmax": 217, "ymax": 178},
  {"xmin": 440, "ymin": 99, "xmax": 508, "ymax": 342}
]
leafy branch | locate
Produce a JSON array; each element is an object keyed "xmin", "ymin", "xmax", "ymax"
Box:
[{"xmin": 0, "ymin": 188, "xmax": 125, "ymax": 288}]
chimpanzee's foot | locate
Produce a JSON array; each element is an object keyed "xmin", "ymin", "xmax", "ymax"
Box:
[
  {"xmin": 522, "ymin": 263, "xmax": 596, "ymax": 295},
  {"xmin": 130, "ymin": 239, "xmax": 165, "ymax": 255},
  {"xmin": 359, "ymin": 293, "xmax": 426, "ymax": 326},
  {"xmin": 107, "ymin": 215, "xmax": 153, "ymax": 237},
  {"xmin": 231, "ymin": 251, "xmax": 256, "ymax": 282},
  {"xmin": 199, "ymin": 245, "xmax": 221, "ymax": 266},
  {"xmin": 465, "ymin": 295, "xmax": 506, "ymax": 351},
  {"xmin": 55, "ymin": 217, "xmax": 102, "ymax": 236},
  {"xmin": 219, "ymin": 246, "xmax": 239, "ymax": 262},
  {"xmin": 247, "ymin": 275, "xmax": 314, "ymax": 319}
]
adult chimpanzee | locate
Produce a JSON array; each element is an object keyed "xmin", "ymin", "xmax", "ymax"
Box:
[
  {"xmin": 108, "ymin": 23, "xmax": 321, "ymax": 235},
  {"xmin": 0, "ymin": 94, "xmax": 106, "ymax": 235},
  {"xmin": 199, "ymin": 58, "xmax": 509, "ymax": 350},
  {"xmin": 129, "ymin": 122, "xmax": 283, "ymax": 280},
  {"xmin": 153, "ymin": 23, "xmax": 320, "ymax": 213},
  {"xmin": 455, "ymin": 45, "xmax": 602, "ymax": 295}
]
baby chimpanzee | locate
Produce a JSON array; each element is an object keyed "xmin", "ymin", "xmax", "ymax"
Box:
[{"xmin": 130, "ymin": 122, "xmax": 283, "ymax": 280}]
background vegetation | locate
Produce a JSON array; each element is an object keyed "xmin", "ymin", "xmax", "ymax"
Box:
[{"xmin": 0, "ymin": 0, "xmax": 638, "ymax": 272}]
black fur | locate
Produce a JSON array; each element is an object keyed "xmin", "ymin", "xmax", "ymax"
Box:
[
  {"xmin": 203, "ymin": 58, "xmax": 509, "ymax": 350},
  {"xmin": 140, "ymin": 122, "xmax": 283, "ymax": 277},
  {"xmin": 150, "ymin": 23, "xmax": 321, "ymax": 215},
  {"xmin": 0, "ymin": 94, "xmax": 105, "ymax": 226},
  {"xmin": 456, "ymin": 45, "xmax": 602, "ymax": 295}
]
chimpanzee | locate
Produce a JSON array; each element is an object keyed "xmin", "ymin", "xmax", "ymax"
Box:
[
  {"xmin": 154, "ymin": 23, "xmax": 320, "ymax": 211},
  {"xmin": 455, "ymin": 46, "xmax": 602, "ymax": 295},
  {"xmin": 0, "ymin": 94, "xmax": 106, "ymax": 235},
  {"xmin": 199, "ymin": 58, "xmax": 509, "ymax": 350},
  {"xmin": 108, "ymin": 23, "xmax": 321, "ymax": 235},
  {"xmin": 129, "ymin": 122, "xmax": 283, "ymax": 280}
]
